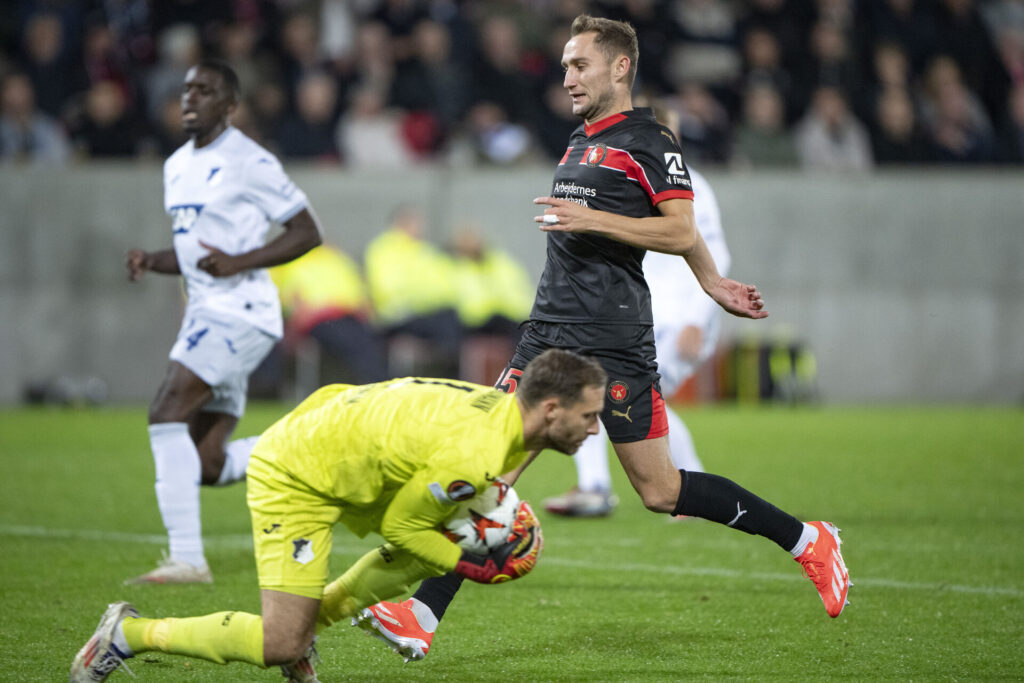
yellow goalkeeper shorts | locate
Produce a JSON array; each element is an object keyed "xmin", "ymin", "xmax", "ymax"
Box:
[{"xmin": 246, "ymin": 452, "xmax": 341, "ymax": 600}]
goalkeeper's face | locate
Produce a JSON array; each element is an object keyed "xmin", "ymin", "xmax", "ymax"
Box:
[{"xmin": 545, "ymin": 384, "xmax": 604, "ymax": 455}]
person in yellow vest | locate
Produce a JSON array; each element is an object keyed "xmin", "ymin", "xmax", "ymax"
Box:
[
  {"xmin": 364, "ymin": 205, "xmax": 462, "ymax": 377},
  {"xmin": 269, "ymin": 244, "xmax": 388, "ymax": 385},
  {"xmin": 450, "ymin": 226, "xmax": 534, "ymax": 340}
]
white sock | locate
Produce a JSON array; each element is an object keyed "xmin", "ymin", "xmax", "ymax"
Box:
[
  {"xmin": 790, "ymin": 522, "xmax": 820, "ymax": 557},
  {"xmin": 574, "ymin": 422, "xmax": 612, "ymax": 493},
  {"xmin": 215, "ymin": 435, "xmax": 258, "ymax": 486},
  {"xmin": 665, "ymin": 408, "xmax": 704, "ymax": 473},
  {"xmin": 408, "ymin": 597, "xmax": 438, "ymax": 632},
  {"xmin": 149, "ymin": 422, "xmax": 206, "ymax": 568}
]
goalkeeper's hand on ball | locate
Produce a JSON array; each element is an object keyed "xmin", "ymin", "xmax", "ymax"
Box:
[{"xmin": 455, "ymin": 500, "xmax": 543, "ymax": 583}]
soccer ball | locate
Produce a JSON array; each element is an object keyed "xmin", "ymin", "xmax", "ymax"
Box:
[{"xmin": 442, "ymin": 480, "xmax": 521, "ymax": 554}]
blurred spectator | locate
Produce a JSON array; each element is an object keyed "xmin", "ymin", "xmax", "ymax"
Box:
[
  {"xmin": 535, "ymin": 80, "xmax": 580, "ymax": 162},
  {"xmin": 855, "ymin": 0, "xmax": 937, "ymax": 72},
  {"xmin": 797, "ymin": 19, "xmax": 861, "ymax": 108},
  {"xmin": 991, "ymin": 26, "xmax": 1024, "ymax": 88},
  {"xmin": 81, "ymin": 19, "xmax": 136, "ymax": 100},
  {"xmin": 389, "ymin": 19, "xmax": 469, "ymax": 141},
  {"xmin": 269, "ymin": 244, "xmax": 388, "ymax": 385},
  {"xmin": 0, "ymin": 72, "xmax": 70, "ymax": 165},
  {"xmin": 934, "ymin": 0, "xmax": 1010, "ymax": 121},
  {"xmin": 450, "ymin": 226, "xmax": 533, "ymax": 341},
  {"xmin": 667, "ymin": 84, "xmax": 732, "ymax": 165},
  {"xmin": 996, "ymin": 84, "xmax": 1024, "ymax": 163},
  {"xmin": 278, "ymin": 12, "xmax": 329, "ymax": 110},
  {"xmin": 69, "ymin": 79, "xmax": 148, "ymax": 158},
  {"xmin": 732, "ymin": 82, "xmax": 799, "ymax": 168},
  {"xmin": 144, "ymin": 23, "xmax": 200, "ymax": 123},
  {"xmin": 276, "ymin": 71, "xmax": 340, "ymax": 162},
  {"xmin": 741, "ymin": 26, "xmax": 798, "ymax": 123},
  {"xmin": 450, "ymin": 225, "xmax": 533, "ymax": 384},
  {"xmin": 856, "ymin": 41, "xmax": 912, "ymax": 124},
  {"xmin": 795, "ymin": 85, "xmax": 873, "ymax": 171},
  {"xmin": 462, "ymin": 101, "xmax": 534, "ymax": 165},
  {"xmin": 740, "ymin": 0, "xmax": 816, "ymax": 73},
  {"xmin": 918, "ymin": 55, "xmax": 995, "ymax": 163},
  {"xmin": 471, "ymin": 16, "xmax": 537, "ymax": 127},
  {"xmin": 18, "ymin": 12, "xmax": 83, "ymax": 118},
  {"xmin": 248, "ymin": 80, "xmax": 288, "ymax": 146},
  {"xmin": 364, "ymin": 205, "xmax": 462, "ymax": 378},
  {"xmin": 870, "ymin": 87, "xmax": 933, "ymax": 164},
  {"xmin": 348, "ymin": 21, "xmax": 397, "ymax": 99},
  {"xmin": 336, "ymin": 85, "xmax": 415, "ymax": 167},
  {"xmin": 665, "ymin": 0, "xmax": 742, "ymax": 91},
  {"xmin": 216, "ymin": 21, "xmax": 267, "ymax": 98},
  {"xmin": 814, "ymin": 0, "xmax": 856, "ymax": 28},
  {"xmin": 99, "ymin": 0, "xmax": 155, "ymax": 65},
  {"xmin": 318, "ymin": 0, "xmax": 358, "ymax": 64}
]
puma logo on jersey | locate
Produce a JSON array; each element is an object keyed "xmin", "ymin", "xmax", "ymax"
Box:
[{"xmin": 611, "ymin": 406, "xmax": 633, "ymax": 422}]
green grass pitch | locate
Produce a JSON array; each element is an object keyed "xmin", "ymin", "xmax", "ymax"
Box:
[{"xmin": 1, "ymin": 403, "xmax": 1021, "ymax": 681}]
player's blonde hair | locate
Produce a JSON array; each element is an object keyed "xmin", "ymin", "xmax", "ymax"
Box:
[
  {"xmin": 518, "ymin": 349, "xmax": 607, "ymax": 408},
  {"xmin": 571, "ymin": 14, "xmax": 639, "ymax": 87}
]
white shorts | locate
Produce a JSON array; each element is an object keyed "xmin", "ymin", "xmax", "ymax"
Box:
[
  {"xmin": 169, "ymin": 310, "xmax": 276, "ymax": 417},
  {"xmin": 655, "ymin": 315, "xmax": 722, "ymax": 396}
]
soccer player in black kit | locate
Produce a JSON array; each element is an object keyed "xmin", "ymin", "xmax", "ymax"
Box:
[{"xmin": 355, "ymin": 14, "xmax": 852, "ymax": 664}]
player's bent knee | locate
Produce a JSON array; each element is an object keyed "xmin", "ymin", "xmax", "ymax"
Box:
[
  {"xmin": 635, "ymin": 483, "xmax": 677, "ymax": 514},
  {"xmin": 147, "ymin": 396, "xmax": 192, "ymax": 424}
]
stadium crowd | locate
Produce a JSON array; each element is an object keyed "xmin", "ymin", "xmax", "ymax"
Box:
[{"xmin": 2, "ymin": 0, "xmax": 1023, "ymax": 168}]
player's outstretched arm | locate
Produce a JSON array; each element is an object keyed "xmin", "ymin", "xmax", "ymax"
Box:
[
  {"xmin": 125, "ymin": 248, "xmax": 180, "ymax": 281},
  {"xmin": 197, "ymin": 207, "xmax": 323, "ymax": 277}
]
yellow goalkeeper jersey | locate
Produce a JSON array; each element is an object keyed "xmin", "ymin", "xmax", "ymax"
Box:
[{"xmin": 250, "ymin": 377, "xmax": 529, "ymax": 572}]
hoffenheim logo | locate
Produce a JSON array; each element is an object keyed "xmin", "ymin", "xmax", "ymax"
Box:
[{"xmin": 170, "ymin": 204, "xmax": 203, "ymax": 235}]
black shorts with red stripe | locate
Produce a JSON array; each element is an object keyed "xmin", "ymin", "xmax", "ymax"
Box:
[{"xmin": 493, "ymin": 320, "xmax": 668, "ymax": 443}]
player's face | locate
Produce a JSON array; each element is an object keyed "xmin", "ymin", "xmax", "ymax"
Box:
[
  {"xmin": 562, "ymin": 32, "xmax": 617, "ymax": 122},
  {"xmin": 180, "ymin": 66, "xmax": 233, "ymax": 140},
  {"xmin": 546, "ymin": 385, "xmax": 604, "ymax": 455}
]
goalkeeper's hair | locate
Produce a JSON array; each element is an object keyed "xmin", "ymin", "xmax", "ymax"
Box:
[{"xmin": 518, "ymin": 349, "xmax": 607, "ymax": 408}]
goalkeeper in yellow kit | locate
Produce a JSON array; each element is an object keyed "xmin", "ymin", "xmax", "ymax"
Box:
[{"xmin": 70, "ymin": 349, "xmax": 607, "ymax": 682}]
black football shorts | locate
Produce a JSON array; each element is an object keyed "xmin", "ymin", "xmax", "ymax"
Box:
[{"xmin": 493, "ymin": 320, "xmax": 668, "ymax": 443}]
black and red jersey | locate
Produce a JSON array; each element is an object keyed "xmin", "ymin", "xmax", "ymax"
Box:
[{"xmin": 530, "ymin": 108, "xmax": 694, "ymax": 325}]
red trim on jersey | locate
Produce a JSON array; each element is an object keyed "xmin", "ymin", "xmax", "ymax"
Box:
[
  {"xmin": 557, "ymin": 147, "xmax": 572, "ymax": 165},
  {"xmin": 584, "ymin": 112, "xmax": 628, "ymax": 136},
  {"xmin": 580, "ymin": 147, "xmax": 660, "ymax": 201},
  {"xmin": 646, "ymin": 384, "xmax": 669, "ymax": 440},
  {"xmin": 652, "ymin": 189, "xmax": 694, "ymax": 204}
]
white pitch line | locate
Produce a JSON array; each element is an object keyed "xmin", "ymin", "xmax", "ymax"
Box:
[
  {"xmin": 2, "ymin": 524, "xmax": 1020, "ymax": 598},
  {"xmin": 544, "ymin": 557, "xmax": 1023, "ymax": 597}
]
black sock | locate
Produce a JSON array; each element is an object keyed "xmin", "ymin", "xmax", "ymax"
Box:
[
  {"xmin": 411, "ymin": 572, "xmax": 464, "ymax": 621},
  {"xmin": 673, "ymin": 470, "xmax": 803, "ymax": 551}
]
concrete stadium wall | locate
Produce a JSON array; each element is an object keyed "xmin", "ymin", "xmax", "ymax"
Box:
[{"xmin": 1, "ymin": 164, "xmax": 1021, "ymax": 404}]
